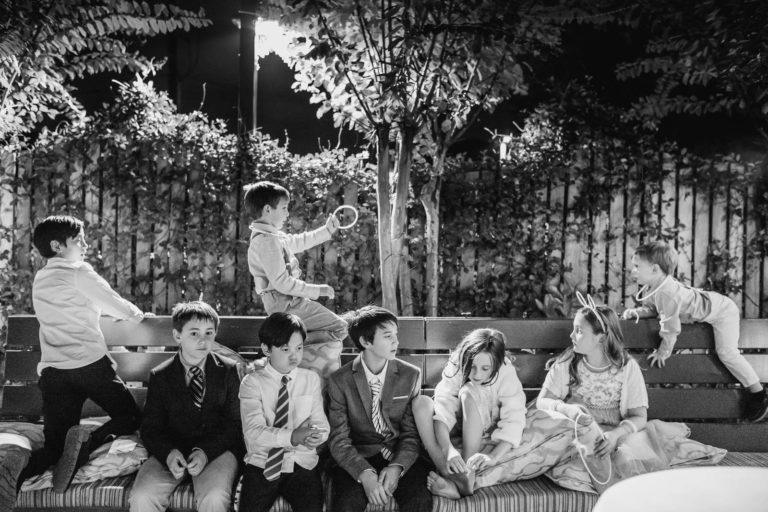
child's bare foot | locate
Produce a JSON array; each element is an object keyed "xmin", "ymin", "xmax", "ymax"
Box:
[{"xmin": 427, "ymin": 471, "xmax": 461, "ymax": 499}]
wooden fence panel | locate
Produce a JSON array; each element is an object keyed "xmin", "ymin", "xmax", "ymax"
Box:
[
  {"xmin": 744, "ymin": 182, "xmax": 761, "ymax": 318},
  {"xmin": 693, "ymin": 165, "xmax": 712, "ymax": 288},
  {"xmin": 677, "ymin": 163, "xmax": 695, "ymax": 285},
  {"xmin": 2, "ymin": 149, "xmax": 766, "ymax": 320}
]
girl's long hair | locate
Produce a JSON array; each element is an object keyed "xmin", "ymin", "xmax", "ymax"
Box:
[
  {"xmin": 546, "ymin": 305, "xmax": 631, "ymax": 387},
  {"xmin": 445, "ymin": 328, "xmax": 508, "ymax": 386}
]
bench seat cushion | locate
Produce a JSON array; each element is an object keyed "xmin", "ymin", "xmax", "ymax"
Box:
[
  {"xmin": 432, "ymin": 477, "xmax": 598, "ymax": 512},
  {"xmin": 718, "ymin": 452, "xmax": 768, "ymax": 467},
  {"xmin": 15, "ymin": 476, "xmax": 134, "ymax": 511},
  {"xmin": 15, "ymin": 476, "xmax": 295, "ymax": 512}
]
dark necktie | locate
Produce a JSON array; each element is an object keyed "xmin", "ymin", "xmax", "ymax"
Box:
[
  {"xmin": 263, "ymin": 375, "xmax": 290, "ymax": 481},
  {"xmin": 189, "ymin": 366, "xmax": 205, "ymax": 409}
]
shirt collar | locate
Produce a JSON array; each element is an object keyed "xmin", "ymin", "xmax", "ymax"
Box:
[
  {"xmin": 43, "ymin": 258, "xmax": 85, "ymax": 269},
  {"xmin": 249, "ymin": 220, "xmax": 278, "ymax": 234},
  {"xmin": 265, "ymin": 361, "xmax": 297, "ymax": 381},
  {"xmin": 361, "ymin": 357, "xmax": 388, "ymax": 386},
  {"xmin": 178, "ymin": 352, "xmax": 207, "ymax": 376}
]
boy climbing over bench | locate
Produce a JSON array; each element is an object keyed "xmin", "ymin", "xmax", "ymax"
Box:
[{"xmin": 0, "ymin": 215, "xmax": 150, "ymax": 510}]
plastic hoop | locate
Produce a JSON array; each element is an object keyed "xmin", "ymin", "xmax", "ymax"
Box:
[{"xmin": 333, "ymin": 205, "xmax": 358, "ymax": 229}]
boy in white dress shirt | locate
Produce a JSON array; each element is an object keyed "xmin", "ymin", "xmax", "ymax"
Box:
[
  {"xmin": 0, "ymin": 215, "xmax": 149, "ymax": 509},
  {"xmin": 239, "ymin": 312, "xmax": 330, "ymax": 512}
]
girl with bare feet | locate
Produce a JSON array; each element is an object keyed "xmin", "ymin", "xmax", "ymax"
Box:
[{"xmin": 412, "ymin": 329, "xmax": 526, "ymax": 498}]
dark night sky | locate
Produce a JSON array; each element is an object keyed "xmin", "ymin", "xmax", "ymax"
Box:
[{"xmin": 71, "ymin": 1, "xmax": 763, "ymax": 158}]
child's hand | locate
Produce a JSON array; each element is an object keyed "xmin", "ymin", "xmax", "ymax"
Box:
[
  {"xmin": 466, "ymin": 453, "xmax": 493, "ymax": 472},
  {"xmin": 290, "ymin": 418, "xmax": 316, "ymax": 446},
  {"xmin": 594, "ymin": 429, "xmax": 621, "ymax": 458},
  {"xmin": 621, "ymin": 308, "xmax": 640, "ymax": 323},
  {"xmin": 186, "ymin": 449, "xmax": 208, "ymax": 476},
  {"xmin": 302, "ymin": 423, "xmax": 328, "ymax": 449},
  {"xmin": 647, "ymin": 339, "xmax": 674, "ymax": 368},
  {"xmin": 378, "ymin": 465, "xmax": 402, "ymax": 494},
  {"xmin": 319, "ymin": 285, "xmax": 335, "ymax": 300},
  {"xmin": 326, "ymin": 214, "xmax": 340, "ymax": 235},
  {"xmin": 445, "ymin": 445, "xmax": 468, "ymax": 474},
  {"xmin": 360, "ymin": 470, "xmax": 390, "ymax": 506},
  {"xmin": 166, "ymin": 449, "xmax": 187, "ymax": 479}
]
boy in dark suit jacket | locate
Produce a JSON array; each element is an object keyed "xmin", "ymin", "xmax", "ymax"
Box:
[
  {"xmin": 327, "ymin": 306, "xmax": 432, "ymax": 512},
  {"xmin": 129, "ymin": 301, "xmax": 243, "ymax": 512}
]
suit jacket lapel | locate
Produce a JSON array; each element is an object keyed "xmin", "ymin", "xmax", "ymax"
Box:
[
  {"xmin": 202, "ymin": 353, "xmax": 223, "ymax": 412},
  {"xmin": 352, "ymin": 355, "xmax": 372, "ymax": 420},
  {"xmin": 169, "ymin": 355, "xmax": 196, "ymax": 411},
  {"xmin": 381, "ymin": 360, "xmax": 399, "ymax": 431}
]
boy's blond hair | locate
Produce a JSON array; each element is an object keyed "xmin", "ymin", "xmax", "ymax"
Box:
[{"xmin": 635, "ymin": 241, "xmax": 678, "ymax": 275}]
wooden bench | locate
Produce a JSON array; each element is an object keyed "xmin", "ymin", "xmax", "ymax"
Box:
[{"xmin": 2, "ymin": 315, "xmax": 768, "ymax": 512}]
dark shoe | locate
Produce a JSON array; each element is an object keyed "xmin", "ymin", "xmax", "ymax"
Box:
[
  {"xmin": 745, "ymin": 389, "xmax": 768, "ymax": 423},
  {"xmin": 52, "ymin": 425, "xmax": 92, "ymax": 493},
  {"xmin": 0, "ymin": 446, "xmax": 30, "ymax": 511}
]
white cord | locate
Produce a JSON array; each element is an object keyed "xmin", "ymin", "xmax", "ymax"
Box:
[{"xmin": 573, "ymin": 411, "xmax": 612, "ymax": 486}]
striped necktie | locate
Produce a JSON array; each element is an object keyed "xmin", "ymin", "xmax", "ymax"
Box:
[
  {"xmin": 189, "ymin": 366, "xmax": 205, "ymax": 409},
  {"xmin": 370, "ymin": 377, "xmax": 392, "ymax": 460},
  {"xmin": 263, "ymin": 375, "xmax": 290, "ymax": 481}
]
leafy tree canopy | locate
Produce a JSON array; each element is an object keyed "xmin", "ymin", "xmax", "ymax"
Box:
[
  {"xmin": 0, "ymin": 0, "xmax": 211, "ymax": 144},
  {"xmin": 618, "ymin": 0, "xmax": 768, "ymax": 147}
]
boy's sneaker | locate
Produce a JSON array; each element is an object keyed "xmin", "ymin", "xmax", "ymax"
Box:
[
  {"xmin": 52, "ymin": 425, "xmax": 92, "ymax": 493},
  {"xmin": 0, "ymin": 446, "xmax": 30, "ymax": 511},
  {"xmin": 745, "ymin": 388, "xmax": 768, "ymax": 423}
]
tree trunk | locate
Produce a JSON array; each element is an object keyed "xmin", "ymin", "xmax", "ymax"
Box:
[
  {"xmin": 420, "ymin": 149, "xmax": 446, "ymax": 317},
  {"xmin": 392, "ymin": 125, "xmax": 416, "ymax": 315},
  {"xmin": 375, "ymin": 125, "xmax": 398, "ymax": 312}
]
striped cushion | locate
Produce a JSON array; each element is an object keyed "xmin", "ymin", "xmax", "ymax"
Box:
[
  {"xmin": 433, "ymin": 477, "xmax": 598, "ymax": 512},
  {"xmin": 15, "ymin": 476, "xmax": 132, "ymax": 510},
  {"xmin": 717, "ymin": 452, "xmax": 768, "ymax": 467}
]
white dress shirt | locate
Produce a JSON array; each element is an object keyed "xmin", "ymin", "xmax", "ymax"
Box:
[
  {"xmin": 240, "ymin": 362, "xmax": 330, "ymax": 471},
  {"xmin": 32, "ymin": 258, "xmax": 143, "ymax": 374}
]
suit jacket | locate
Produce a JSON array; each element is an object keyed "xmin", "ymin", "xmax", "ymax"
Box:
[
  {"xmin": 141, "ymin": 352, "xmax": 244, "ymax": 466},
  {"xmin": 327, "ymin": 355, "xmax": 422, "ymax": 479}
]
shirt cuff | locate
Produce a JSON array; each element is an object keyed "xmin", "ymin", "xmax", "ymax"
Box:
[
  {"xmin": 278, "ymin": 429, "xmax": 293, "ymax": 447},
  {"xmin": 356, "ymin": 467, "xmax": 376, "ymax": 483},
  {"xmin": 387, "ymin": 463, "xmax": 405, "ymax": 479}
]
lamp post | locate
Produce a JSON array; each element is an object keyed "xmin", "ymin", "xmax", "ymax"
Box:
[{"xmin": 238, "ymin": 1, "xmax": 258, "ymax": 135}]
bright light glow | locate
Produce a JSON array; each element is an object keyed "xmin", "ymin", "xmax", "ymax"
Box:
[{"xmin": 254, "ymin": 18, "xmax": 296, "ymax": 62}]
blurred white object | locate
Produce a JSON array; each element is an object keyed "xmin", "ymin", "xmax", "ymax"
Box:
[{"xmin": 593, "ymin": 466, "xmax": 768, "ymax": 512}]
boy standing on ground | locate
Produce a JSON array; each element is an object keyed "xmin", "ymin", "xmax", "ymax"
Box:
[{"xmin": 129, "ymin": 301, "xmax": 243, "ymax": 512}]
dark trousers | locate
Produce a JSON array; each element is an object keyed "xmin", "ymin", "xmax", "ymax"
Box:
[
  {"xmin": 239, "ymin": 462, "xmax": 324, "ymax": 512},
  {"xmin": 330, "ymin": 454, "xmax": 433, "ymax": 512},
  {"xmin": 20, "ymin": 356, "xmax": 141, "ymax": 480}
]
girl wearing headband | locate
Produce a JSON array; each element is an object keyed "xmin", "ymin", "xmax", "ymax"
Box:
[{"xmin": 537, "ymin": 294, "xmax": 725, "ymax": 493}]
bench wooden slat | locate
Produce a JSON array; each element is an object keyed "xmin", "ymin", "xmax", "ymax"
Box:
[
  {"xmin": 424, "ymin": 354, "xmax": 768, "ymax": 388},
  {"xmin": 4, "ymin": 352, "xmax": 176, "ymax": 383},
  {"xmin": 689, "ymin": 423, "xmax": 768, "ymax": 452},
  {"xmin": 425, "ymin": 318, "xmax": 768, "ymax": 350},
  {"xmin": 1, "ymin": 386, "xmax": 148, "ymax": 420},
  {"xmin": 647, "ymin": 388, "xmax": 743, "ymax": 419},
  {"xmin": 6, "ymin": 315, "xmax": 427, "ymax": 350}
]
